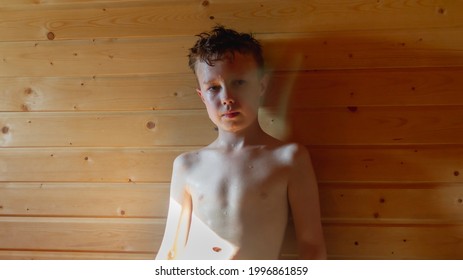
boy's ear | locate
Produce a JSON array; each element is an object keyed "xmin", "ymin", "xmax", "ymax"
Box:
[{"xmin": 196, "ymin": 88, "xmax": 205, "ymax": 103}]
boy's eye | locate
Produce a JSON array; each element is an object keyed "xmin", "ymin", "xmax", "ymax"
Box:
[
  {"xmin": 234, "ymin": 80, "xmax": 246, "ymax": 86},
  {"xmin": 208, "ymin": 85, "xmax": 221, "ymax": 93}
]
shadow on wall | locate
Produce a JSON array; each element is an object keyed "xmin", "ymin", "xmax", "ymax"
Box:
[{"xmin": 260, "ymin": 34, "xmax": 463, "ymax": 259}]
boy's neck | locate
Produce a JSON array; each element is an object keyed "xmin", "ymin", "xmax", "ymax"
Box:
[{"xmin": 213, "ymin": 121, "xmax": 268, "ymax": 150}]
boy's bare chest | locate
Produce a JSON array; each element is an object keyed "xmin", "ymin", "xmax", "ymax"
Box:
[{"xmin": 185, "ymin": 149, "xmax": 290, "ymax": 216}]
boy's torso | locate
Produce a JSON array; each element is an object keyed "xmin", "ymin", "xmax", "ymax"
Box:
[{"xmin": 181, "ymin": 142, "xmax": 298, "ymax": 259}]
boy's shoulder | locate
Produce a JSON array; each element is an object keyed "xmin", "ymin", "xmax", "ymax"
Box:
[
  {"xmin": 273, "ymin": 142, "xmax": 310, "ymax": 166},
  {"xmin": 172, "ymin": 150, "xmax": 201, "ymax": 171},
  {"xmin": 261, "ymin": 134, "xmax": 309, "ymax": 158},
  {"xmin": 173, "ymin": 141, "xmax": 309, "ymax": 170}
]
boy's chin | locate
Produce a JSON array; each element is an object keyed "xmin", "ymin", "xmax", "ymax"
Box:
[
  {"xmin": 215, "ymin": 120, "xmax": 258, "ymax": 134},
  {"xmin": 215, "ymin": 123, "xmax": 244, "ymax": 133}
]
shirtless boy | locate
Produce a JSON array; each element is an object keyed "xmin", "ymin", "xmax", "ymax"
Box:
[{"xmin": 156, "ymin": 26, "xmax": 326, "ymax": 260}]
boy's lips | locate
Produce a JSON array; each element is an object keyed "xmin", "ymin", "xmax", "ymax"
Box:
[{"xmin": 222, "ymin": 111, "xmax": 240, "ymax": 118}]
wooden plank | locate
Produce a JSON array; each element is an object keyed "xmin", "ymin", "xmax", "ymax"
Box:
[
  {"xmin": 2, "ymin": 27, "xmax": 463, "ymax": 77},
  {"xmin": 4, "ymin": 106, "xmax": 463, "ymax": 147},
  {"xmin": 0, "ymin": 37, "xmax": 193, "ymax": 77},
  {"xmin": 4, "ymin": 220, "xmax": 461, "ymax": 260},
  {"xmin": 323, "ymin": 223, "xmax": 463, "ymax": 259},
  {"xmin": 0, "ymin": 250, "xmax": 153, "ymax": 260},
  {"xmin": 2, "ymin": 146, "xmax": 463, "ymax": 183},
  {"xmin": 2, "ymin": 68, "xmax": 463, "ymax": 112},
  {"xmin": 309, "ymin": 146, "xmax": 463, "ymax": 183},
  {"xmin": 0, "ymin": 0, "xmax": 461, "ymax": 41},
  {"xmin": 0, "ymin": 182, "xmax": 169, "ymax": 218},
  {"xmin": 0, "ymin": 147, "xmax": 188, "ymax": 182},
  {"xmin": 275, "ymin": 219, "xmax": 463, "ymax": 259},
  {"xmin": 0, "ymin": 75, "xmax": 201, "ymax": 112},
  {"xmin": 3, "ymin": 181, "xmax": 461, "ymax": 224},
  {"xmin": 319, "ymin": 183, "xmax": 463, "ymax": 222},
  {"xmin": 287, "ymin": 106, "xmax": 463, "ymax": 145},
  {"xmin": 0, "ymin": 217, "xmax": 162, "ymax": 253},
  {"xmin": 261, "ymin": 27, "xmax": 463, "ymax": 71},
  {"xmin": 0, "ymin": 110, "xmax": 216, "ymax": 147},
  {"xmin": 0, "ymin": 0, "xmax": 138, "ymax": 7},
  {"xmin": 265, "ymin": 67, "xmax": 463, "ymax": 108}
]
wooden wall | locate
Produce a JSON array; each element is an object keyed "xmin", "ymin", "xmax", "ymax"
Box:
[{"xmin": 1, "ymin": 0, "xmax": 463, "ymax": 259}]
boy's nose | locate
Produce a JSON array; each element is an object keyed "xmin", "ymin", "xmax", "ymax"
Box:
[
  {"xmin": 222, "ymin": 98, "xmax": 235, "ymax": 105},
  {"xmin": 221, "ymin": 90, "xmax": 235, "ymax": 105}
]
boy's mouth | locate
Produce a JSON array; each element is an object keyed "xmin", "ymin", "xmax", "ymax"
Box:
[{"xmin": 223, "ymin": 111, "xmax": 240, "ymax": 118}]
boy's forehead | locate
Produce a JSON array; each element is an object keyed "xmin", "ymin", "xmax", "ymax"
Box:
[{"xmin": 195, "ymin": 52, "xmax": 260, "ymax": 80}]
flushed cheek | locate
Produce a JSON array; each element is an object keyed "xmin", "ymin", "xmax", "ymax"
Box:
[
  {"xmin": 204, "ymin": 106, "xmax": 223, "ymax": 125},
  {"xmin": 204, "ymin": 95, "xmax": 223, "ymax": 108},
  {"xmin": 206, "ymin": 103, "xmax": 223, "ymax": 118}
]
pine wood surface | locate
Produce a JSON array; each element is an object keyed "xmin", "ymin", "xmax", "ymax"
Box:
[
  {"xmin": 0, "ymin": 110, "xmax": 215, "ymax": 147},
  {"xmin": 3, "ymin": 106, "xmax": 463, "ymax": 148},
  {"xmin": 2, "ymin": 182, "xmax": 462, "ymax": 222},
  {"xmin": 2, "ymin": 67, "xmax": 463, "ymax": 112},
  {"xmin": 0, "ymin": 216, "xmax": 162, "ymax": 252},
  {"xmin": 2, "ymin": 28, "xmax": 463, "ymax": 78},
  {"xmin": 0, "ymin": 250, "xmax": 153, "ymax": 260},
  {"xmin": 0, "ymin": 182, "xmax": 169, "ymax": 218},
  {"xmin": 0, "ymin": 147, "xmax": 186, "ymax": 182},
  {"xmin": 2, "ymin": 0, "xmax": 463, "ymax": 260},
  {"xmin": 2, "ymin": 146, "xmax": 463, "ymax": 183},
  {"xmin": 0, "ymin": 75, "xmax": 201, "ymax": 112},
  {"xmin": 0, "ymin": 0, "xmax": 461, "ymax": 41}
]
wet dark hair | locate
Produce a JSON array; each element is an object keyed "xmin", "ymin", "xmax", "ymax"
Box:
[{"xmin": 188, "ymin": 25, "xmax": 264, "ymax": 75}]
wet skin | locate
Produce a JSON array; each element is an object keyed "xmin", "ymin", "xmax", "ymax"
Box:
[{"xmin": 156, "ymin": 52, "xmax": 326, "ymax": 259}]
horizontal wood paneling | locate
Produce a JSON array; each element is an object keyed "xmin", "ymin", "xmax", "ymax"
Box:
[
  {"xmin": 289, "ymin": 106, "xmax": 463, "ymax": 145},
  {"xmin": 0, "ymin": 0, "xmax": 143, "ymax": 7},
  {"xmin": 324, "ymin": 223, "xmax": 463, "ymax": 259},
  {"xmin": 260, "ymin": 221, "xmax": 463, "ymax": 259},
  {"xmin": 262, "ymin": 27, "xmax": 463, "ymax": 71},
  {"xmin": 2, "ymin": 0, "xmax": 462, "ymax": 260},
  {"xmin": 2, "ymin": 146, "xmax": 463, "ymax": 183},
  {"xmin": 266, "ymin": 67, "xmax": 463, "ymax": 108},
  {"xmin": 0, "ymin": 0, "xmax": 461, "ymax": 41},
  {"xmin": 2, "ymin": 28, "xmax": 463, "ymax": 78},
  {"xmin": 0, "ymin": 147, "xmax": 187, "ymax": 182},
  {"xmin": 310, "ymin": 146, "xmax": 463, "ymax": 183},
  {"xmin": 0, "ymin": 75, "xmax": 201, "ymax": 112},
  {"xmin": 0, "ymin": 183, "xmax": 169, "ymax": 218},
  {"xmin": 319, "ymin": 183, "xmax": 463, "ymax": 222},
  {"xmin": 0, "ymin": 250, "xmax": 153, "ymax": 260},
  {"xmin": 0, "ymin": 37, "xmax": 193, "ymax": 77},
  {"xmin": 3, "ymin": 182, "xmax": 463, "ymax": 223},
  {"xmin": 2, "ymin": 67, "xmax": 463, "ymax": 113},
  {"xmin": 3, "ymin": 106, "xmax": 463, "ymax": 147},
  {"xmin": 0, "ymin": 217, "xmax": 161, "ymax": 252},
  {"xmin": 3, "ymin": 217, "xmax": 462, "ymax": 260},
  {"xmin": 0, "ymin": 110, "xmax": 216, "ymax": 147}
]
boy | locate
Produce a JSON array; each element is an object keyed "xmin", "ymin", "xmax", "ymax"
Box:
[{"xmin": 156, "ymin": 26, "xmax": 326, "ymax": 260}]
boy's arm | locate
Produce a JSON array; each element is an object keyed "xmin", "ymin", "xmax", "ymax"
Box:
[
  {"xmin": 155, "ymin": 155, "xmax": 192, "ymax": 260},
  {"xmin": 287, "ymin": 145, "xmax": 327, "ymax": 259}
]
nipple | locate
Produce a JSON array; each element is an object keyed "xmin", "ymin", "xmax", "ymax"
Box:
[{"xmin": 212, "ymin": 247, "xmax": 222, "ymax": 253}]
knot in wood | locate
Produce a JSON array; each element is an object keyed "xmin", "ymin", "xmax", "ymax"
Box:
[
  {"xmin": 47, "ymin": 32, "xmax": 55, "ymax": 40},
  {"xmin": 24, "ymin": 88, "xmax": 34, "ymax": 95},
  {"xmin": 146, "ymin": 121, "xmax": 156, "ymax": 129}
]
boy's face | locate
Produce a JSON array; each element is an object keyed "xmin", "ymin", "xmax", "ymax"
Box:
[{"xmin": 195, "ymin": 52, "xmax": 267, "ymax": 134}]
